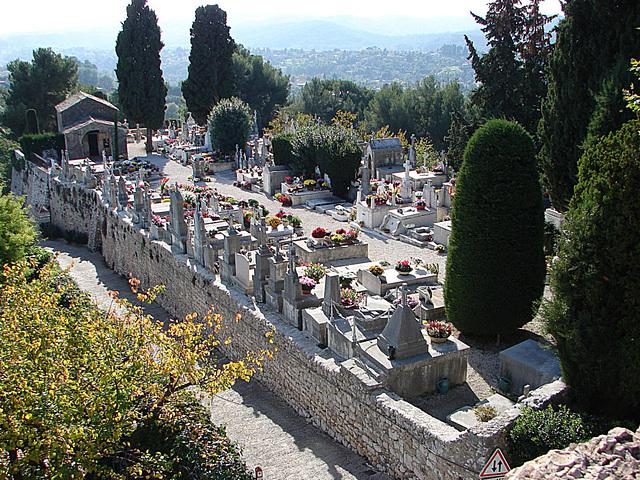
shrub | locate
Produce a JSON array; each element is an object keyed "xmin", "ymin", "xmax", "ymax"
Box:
[
  {"xmin": 271, "ymin": 132, "xmax": 294, "ymax": 166},
  {"xmin": 444, "ymin": 120, "xmax": 545, "ymax": 335},
  {"xmin": 17, "ymin": 132, "xmax": 65, "ymax": 164},
  {"xmin": 266, "ymin": 216, "xmax": 281, "ymax": 228},
  {"xmin": 209, "ymin": 97, "xmax": 252, "ymax": 155},
  {"xmin": 508, "ymin": 405, "xmax": 588, "ymax": 466},
  {"xmin": 474, "ymin": 404, "xmax": 498, "ymax": 422},
  {"xmin": 542, "ymin": 121, "xmax": 640, "ymax": 420}
]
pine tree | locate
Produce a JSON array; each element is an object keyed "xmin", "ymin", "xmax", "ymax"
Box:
[
  {"xmin": 444, "ymin": 119, "xmax": 545, "ymax": 335},
  {"xmin": 538, "ymin": 0, "xmax": 640, "ymax": 212},
  {"xmin": 465, "ymin": 0, "xmax": 554, "ymax": 135},
  {"xmin": 182, "ymin": 5, "xmax": 235, "ymax": 125},
  {"xmin": 1, "ymin": 48, "xmax": 77, "ymax": 137},
  {"xmin": 115, "ymin": 0, "xmax": 167, "ymax": 153}
]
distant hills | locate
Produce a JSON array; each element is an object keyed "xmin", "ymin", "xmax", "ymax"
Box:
[{"xmin": 0, "ymin": 14, "xmax": 485, "ymax": 89}]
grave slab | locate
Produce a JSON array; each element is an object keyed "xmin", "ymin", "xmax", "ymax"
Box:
[
  {"xmin": 446, "ymin": 394, "xmax": 515, "ymax": 431},
  {"xmin": 499, "ymin": 339, "xmax": 562, "ymax": 395}
]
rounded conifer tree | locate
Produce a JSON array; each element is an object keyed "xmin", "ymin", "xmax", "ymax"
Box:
[
  {"xmin": 209, "ymin": 97, "xmax": 251, "ymax": 156},
  {"xmin": 542, "ymin": 120, "xmax": 640, "ymax": 420},
  {"xmin": 444, "ymin": 119, "xmax": 545, "ymax": 335}
]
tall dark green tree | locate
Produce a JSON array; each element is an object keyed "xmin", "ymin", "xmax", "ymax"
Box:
[
  {"xmin": 0, "ymin": 48, "xmax": 77, "ymax": 138},
  {"xmin": 444, "ymin": 119, "xmax": 545, "ymax": 335},
  {"xmin": 539, "ymin": 0, "xmax": 640, "ymax": 212},
  {"xmin": 182, "ymin": 5, "xmax": 235, "ymax": 125},
  {"xmin": 231, "ymin": 47, "xmax": 289, "ymax": 131},
  {"xmin": 465, "ymin": 0, "xmax": 554, "ymax": 134},
  {"xmin": 115, "ymin": 0, "xmax": 167, "ymax": 153},
  {"xmin": 542, "ymin": 121, "xmax": 640, "ymax": 421}
]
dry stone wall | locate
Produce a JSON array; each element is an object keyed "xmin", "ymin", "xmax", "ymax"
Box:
[{"xmin": 46, "ymin": 177, "xmax": 568, "ymax": 480}]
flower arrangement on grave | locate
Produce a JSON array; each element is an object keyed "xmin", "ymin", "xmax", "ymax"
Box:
[
  {"xmin": 369, "ymin": 265, "xmax": 384, "ymax": 276},
  {"xmin": 266, "ymin": 216, "xmax": 281, "ymax": 229},
  {"xmin": 395, "ymin": 260, "xmax": 413, "ymax": 273},
  {"xmin": 242, "ymin": 181, "xmax": 252, "ymax": 190},
  {"xmin": 342, "ymin": 229, "xmax": 359, "ymax": 242},
  {"xmin": 290, "ymin": 216, "xmax": 302, "ymax": 228},
  {"xmin": 247, "ymin": 198, "xmax": 259, "ymax": 208},
  {"xmin": 304, "ymin": 179, "xmax": 316, "ymax": 188},
  {"xmin": 374, "ymin": 195, "xmax": 388, "ymax": 206},
  {"xmin": 299, "ymin": 276, "xmax": 317, "ymax": 292},
  {"xmin": 312, "ymin": 227, "xmax": 328, "ymax": 238},
  {"xmin": 434, "ymin": 244, "xmax": 446, "ymax": 254},
  {"xmin": 425, "ymin": 263, "xmax": 440, "ymax": 275},
  {"xmin": 339, "ymin": 272, "xmax": 356, "ymax": 288},
  {"xmin": 415, "ymin": 199, "xmax": 426, "ymax": 209},
  {"xmin": 285, "ymin": 176, "xmax": 293, "ymax": 184},
  {"xmin": 279, "ymin": 195, "xmax": 292, "ymax": 206},
  {"xmin": 393, "ymin": 296, "xmax": 420, "ymax": 309},
  {"xmin": 331, "ymin": 233, "xmax": 344, "ymax": 243},
  {"xmin": 321, "ymin": 182, "xmax": 329, "ymax": 189},
  {"xmin": 303, "ymin": 262, "xmax": 327, "ymax": 283},
  {"xmin": 423, "ymin": 320, "xmax": 452, "ymax": 339},
  {"xmin": 151, "ymin": 215, "xmax": 165, "ymax": 228},
  {"xmin": 340, "ymin": 287, "xmax": 363, "ymax": 308}
]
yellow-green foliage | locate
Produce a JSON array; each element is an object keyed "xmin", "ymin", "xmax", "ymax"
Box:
[{"xmin": 0, "ymin": 260, "xmax": 273, "ymax": 478}]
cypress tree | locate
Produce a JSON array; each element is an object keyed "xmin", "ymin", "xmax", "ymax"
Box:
[
  {"xmin": 538, "ymin": 0, "xmax": 640, "ymax": 212},
  {"xmin": 182, "ymin": 5, "xmax": 235, "ymax": 126},
  {"xmin": 444, "ymin": 119, "xmax": 545, "ymax": 335},
  {"xmin": 115, "ymin": 0, "xmax": 167, "ymax": 153},
  {"xmin": 542, "ymin": 121, "xmax": 640, "ymax": 420}
]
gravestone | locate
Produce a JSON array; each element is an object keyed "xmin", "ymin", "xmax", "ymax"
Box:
[
  {"xmin": 323, "ymin": 272, "xmax": 341, "ymax": 318},
  {"xmin": 220, "ymin": 218, "xmax": 241, "ymax": 280},
  {"xmin": 377, "ymin": 284, "xmax": 428, "ymax": 360},
  {"xmin": 253, "ymin": 218, "xmax": 272, "ymax": 303},
  {"xmin": 169, "ymin": 188, "xmax": 188, "ymax": 252}
]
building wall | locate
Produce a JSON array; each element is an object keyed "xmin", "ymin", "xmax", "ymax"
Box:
[{"xmin": 43, "ymin": 176, "xmax": 568, "ymax": 480}]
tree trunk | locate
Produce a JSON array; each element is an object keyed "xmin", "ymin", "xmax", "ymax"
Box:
[{"xmin": 146, "ymin": 127, "xmax": 153, "ymax": 153}]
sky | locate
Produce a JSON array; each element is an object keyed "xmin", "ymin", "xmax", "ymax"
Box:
[{"xmin": 2, "ymin": 0, "xmax": 563, "ymax": 35}]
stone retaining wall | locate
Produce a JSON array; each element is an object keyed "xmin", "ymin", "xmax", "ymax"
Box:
[{"xmin": 43, "ymin": 177, "xmax": 568, "ymax": 480}]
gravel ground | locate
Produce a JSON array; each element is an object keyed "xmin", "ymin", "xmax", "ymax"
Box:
[{"xmin": 129, "ymin": 144, "xmax": 554, "ymax": 422}]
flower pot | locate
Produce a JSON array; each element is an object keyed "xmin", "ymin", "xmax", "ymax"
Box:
[
  {"xmin": 302, "ymin": 288, "xmax": 312, "ymax": 295},
  {"xmin": 416, "ymin": 205, "xmax": 426, "ymax": 211},
  {"xmin": 429, "ymin": 335, "xmax": 450, "ymax": 344},
  {"xmin": 395, "ymin": 267, "xmax": 413, "ymax": 276},
  {"xmin": 437, "ymin": 377, "xmax": 449, "ymax": 394},
  {"xmin": 498, "ymin": 377, "xmax": 512, "ymax": 393}
]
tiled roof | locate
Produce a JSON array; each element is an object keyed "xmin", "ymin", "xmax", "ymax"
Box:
[
  {"xmin": 369, "ymin": 138, "xmax": 402, "ymax": 150},
  {"xmin": 55, "ymin": 91, "xmax": 118, "ymax": 112}
]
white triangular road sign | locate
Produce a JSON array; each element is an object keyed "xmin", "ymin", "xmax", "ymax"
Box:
[{"xmin": 479, "ymin": 448, "xmax": 511, "ymax": 478}]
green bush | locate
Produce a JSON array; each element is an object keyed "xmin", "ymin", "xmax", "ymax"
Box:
[
  {"xmin": 542, "ymin": 120, "xmax": 640, "ymax": 420},
  {"xmin": 18, "ymin": 132, "xmax": 65, "ymax": 164},
  {"xmin": 118, "ymin": 399, "xmax": 253, "ymax": 480},
  {"xmin": 444, "ymin": 119, "xmax": 545, "ymax": 335},
  {"xmin": 209, "ymin": 97, "xmax": 252, "ymax": 156},
  {"xmin": 508, "ymin": 405, "xmax": 588, "ymax": 466},
  {"xmin": 271, "ymin": 132, "xmax": 294, "ymax": 166}
]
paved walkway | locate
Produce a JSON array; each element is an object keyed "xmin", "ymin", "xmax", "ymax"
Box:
[
  {"xmin": 45, "ymin": 239, "xmax": 392, "ymax": 480},
  {"xmin": 129, "ymin": 142, "xmax": 448, "ymax": 275}
]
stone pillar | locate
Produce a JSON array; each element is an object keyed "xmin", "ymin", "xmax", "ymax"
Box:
[
  {"xmin": 117, "ymin": 177, "xmax": 128, "ymax": 208},
  {"xmin": 169, "ymin": 188, "xmax": 188, "ymax": 252},
  {"xmin": 193, "ymin": 210, "xmax": 206, "ymax": 265},
  {"xmin": 322, "ymin": 272, "xmax": 340, "ymax": 318},
  {"xmin": 220, "ymin": 222, "xmax": 241, "ymax": 281},
  {"xmin": 253, "ymin": 218, "xmax": 272, "ymax": 303}
]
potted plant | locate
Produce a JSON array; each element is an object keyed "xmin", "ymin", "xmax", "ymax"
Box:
[
  {"xmin": 415, "ymin": 199, "xmax": 426, "ymax": 210},
  {"xmin": 395, "ymin": 260, "xmax": 413, "ymax": 275},
  {"xmin": 341, "ymin": 287, "xmax": 362, "ymax": 309},
  {"xmin": 299, "ymin": 276, "xmax": 317, "ymax": 294},
  {"xmin": 303, "ymin": 262, "xmax": 327, "ymax": 283},
  {"xmin": 311, "ymin": 227, "xmax": 328, "ymax": 244},
  {"xmin": 424, "ymin": 320, "xmax": 452, "ymax": 343},
  {"xmin": 304, "ymin": 179, "xmax": 316, "ymax": 190},
  {"xmin": 369, "ymin": 265, "xmax": 384, "ymax": 277}
]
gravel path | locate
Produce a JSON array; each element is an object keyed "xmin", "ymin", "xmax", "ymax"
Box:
[{"xmin": 45, "ymin": 238, "xmax": 392, "ymax": 480}]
